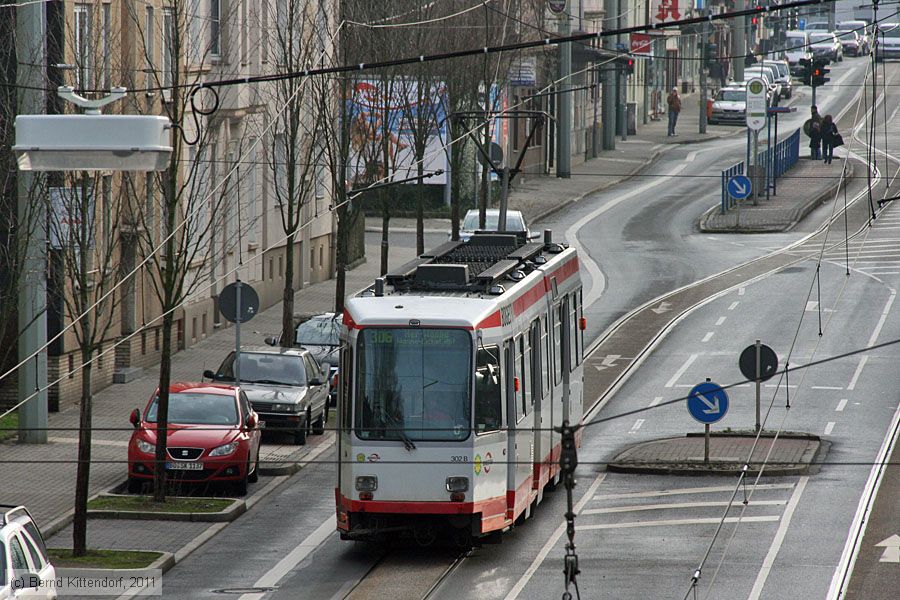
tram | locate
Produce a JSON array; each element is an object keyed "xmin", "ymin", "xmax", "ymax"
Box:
[{"xmin": 335, "ymin": 229, "xmax": 585, "ymax": 544}]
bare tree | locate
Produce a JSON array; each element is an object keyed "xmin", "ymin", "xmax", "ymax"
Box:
[{"xmin": 263, "ymin": 0, "xmax": 329, "ymax": 347}]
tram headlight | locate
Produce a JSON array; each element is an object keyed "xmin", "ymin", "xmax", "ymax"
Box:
[
  {"xmin": 446, "ymin": 476, "xmax": 469, "ymax": 493},
  {"xmin": 355, "ymin": 475, "xmax": 378, "ymax": 492}
]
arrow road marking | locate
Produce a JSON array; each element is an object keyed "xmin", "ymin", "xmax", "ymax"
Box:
[
  {"xmin": 665, "ymin": 353, "xmax": 698, "ymax": 388},
  {"xmin": 651, "ymin": 301, "xmax": 672, "ymax": 315},
  {"xmin": 876, "ymin": 535, "xmax": 900, "ymax": 563}
]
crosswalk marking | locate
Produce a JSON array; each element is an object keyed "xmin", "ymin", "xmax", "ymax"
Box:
[
  {"xmin": 594, "ymin": 483, "xmax": 794, "ymax": 501},
  {"xmin": 578, "ymin": 516, "xmax": 780, "ymax": 531},
  {"xmin": 582, "ymin": 500, "xmax": 787, "ymax": 515}
]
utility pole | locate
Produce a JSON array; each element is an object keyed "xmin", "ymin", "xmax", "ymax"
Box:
[
  {"xmin": 602, "ymin": 0, "xmax": 616, "ymax": 150},
  {"xmin": 699, "ymin": 14, "xmax": 709, "ymax": 134},
  {"xmin": 16, "ymin": 0, "xmax": 48, "ymax": 443},
  {"xmin": 733, "ymin": 0, "xmax": 746, "ymax": 83},
  {"xmin": 616, "ymin": 0, "xmax": 627, "ymax": 140},
  {"xmin": 557, "ymin": 6, "xmax": 572, "ymax": 178}
]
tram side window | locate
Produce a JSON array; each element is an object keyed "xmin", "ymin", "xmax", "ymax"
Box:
[
  {"xmin": 530, "ymin": 320, "xmax": 543, "ymax": 402},
  {"xmin": 553, "ymin": 305, "xmax": 562, "ymax": 385},
  {"xmin": 475, "ymin": 346, "xmax": 502, "ymax": 433},
  {"xmin": 520, "ymin": 335, "xmax": 531, "ymax": 414},
  {"xmin": 541, "ymin": 317, "xmax": 550, "ymax": 395},
  {"xmin": 570, "ymin": 293, "xmax": 582, "ymax": 370},
  {"xmin": 511, "ymin": 338, "xmax": 525, "ymax": 423},
  {"xmin": 340, "ymin": 346, "xmax": 352, "ymax": 431},
  {"xmin": 576, "ymin": 289, "xmax": 584, "ymax": 364}
]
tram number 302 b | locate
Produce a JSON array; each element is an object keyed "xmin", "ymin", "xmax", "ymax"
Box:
[{"xmin": 450, "ymin": 456, "xmax": 470, "ymax": 463}]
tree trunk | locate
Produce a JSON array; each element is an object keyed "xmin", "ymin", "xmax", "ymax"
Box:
[
  {"xmin": 416, "ymin": 163, "xmax": 425, "ymax": 255},
  {"xmin": 380, "ymin": 190, "xmax": 390, "ymax": 276},
  {"xmin": 479, "ymin": 122, "xmax": 490, "ymax": 229},
  {"xmin": 153, "ymin": 313, "xmax": 173, "ymax": 502},
  {"xmin": 72, "ymin": 347, "xmax": 92, "ymax": 556},
  {"xmin": 281, "ymin": 232, "xmax": 296, "ymax": 347},
  {"xmin": 334, "ymin": 203, "xmax": 348, "ymax": 314}
]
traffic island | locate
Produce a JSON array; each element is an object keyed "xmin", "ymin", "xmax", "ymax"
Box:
[
  {"xmin": 86, "ymin": 493, "xmax": 246, "ymax": 522},
  {"xmin": 42, "ymin": 549, "xmax": 172, "ymax": 595},
  {"xmin": 607, "ymin": 430, "xmax": 829, "ymax": 476}
]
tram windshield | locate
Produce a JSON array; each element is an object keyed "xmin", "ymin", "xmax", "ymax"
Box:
[{"xmin": 355, "ymin": 328, "xmax": 472, "ymax": 442}]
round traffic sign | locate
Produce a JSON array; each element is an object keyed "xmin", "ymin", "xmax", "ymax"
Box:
[
  {"xmin": 739, "ymin": 344, "xmax": 778, "ymax": 381},
  {"xmin": 477, "ymin": 141, "xmax": 504, "ymax": 168},
  {"xmin": 727, "ymin": 174, "xmax": 752, "ymax": 200},
  {"xmin": 687, "ymin": 381, "xmax": 729, "ymax": 424},
  {"xmin": 548, "ymin": 0, "xmax": 568, "ymax": 14},
  {"xmin": 219, "ymin": 281, "xmax": 260, "ymax": 323}
]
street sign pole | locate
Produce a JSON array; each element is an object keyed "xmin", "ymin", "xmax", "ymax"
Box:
[
  {"xmin": 235, "ymin": 280, "xmax": 242, "ymax": 387},
  {"xmin": 753, "ymin": 130, "xmax": 760, "ymax": 206},
  {"xmin": 755, "ymin": 339, "xmax": 761, "ymax": 432},
  {"xmin": 705, "ymin": 423, "xmax": 710, "ymax": 463}
]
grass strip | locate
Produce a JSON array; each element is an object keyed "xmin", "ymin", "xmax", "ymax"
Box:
[
  {"xmin": 0, "ymin": 412, "xmax": 19, "ymax": 442},
  {"xmin": 48, "ymin": 548, "xmax": 162, "ymax": 569},
  {"xmin": 87, "ymin": 495, "xmax": 233, "ymax": 513}
]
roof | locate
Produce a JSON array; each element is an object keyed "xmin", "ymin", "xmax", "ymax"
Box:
[
  {"xmin": 237, "ymin": 346, "xmax": 310, "ymax": 357},
  {"xmin": 0, "ymin": 505, "xmax": 32, "ymax": 527},
  {"xmin": 346, "ymin": 295, "xmax": 498, "ymax": 328},
  {"xmin": 166, "ymin": 382, "xmax": 238, "ymax": 395}
]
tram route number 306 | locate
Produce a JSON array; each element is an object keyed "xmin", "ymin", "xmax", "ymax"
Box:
[{"xmin": 450, "ymin": 455, "xmax": 469, "ymax": 463}]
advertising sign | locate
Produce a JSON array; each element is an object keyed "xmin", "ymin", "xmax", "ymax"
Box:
[
  {"xmin": 651, "ymin": 0, "xmax": 683, "ymax": 25},
  {"xmin": 745, "ymin": 78, "xmax": 768, "ymax": 131},
  {"xmin": 346, "ymin": 78, "xmax": 448, "ymax": 187},
  {"xmin": 509, "ymin": 57, "xmax": 537, "ymax": 87},
  {"xmin": 630, "ymin": 33, "xmax": 652, "ymax": 55}
]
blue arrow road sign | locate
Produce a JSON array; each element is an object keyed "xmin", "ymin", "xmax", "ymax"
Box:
[
  {"xmin": 727, "ymin": 175, "xmax": 752, "ymax": 200},
  {"xmin": 687, "ymin": 381, "xmax": 729, "ymax": 424}
]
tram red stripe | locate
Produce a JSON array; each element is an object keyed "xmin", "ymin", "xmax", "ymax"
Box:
[
  {"xmin": 476, "ymin": 310, "xmax": 502, "ymax": 330},
  {"xmin": 337, "ymin": 493, "xmax": 507, "ymax": 516}
]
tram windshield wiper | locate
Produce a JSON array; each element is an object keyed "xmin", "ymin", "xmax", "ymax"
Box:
[{"xmin": 385, "ymin": 414, "xmax": 417, "ymax": 451}]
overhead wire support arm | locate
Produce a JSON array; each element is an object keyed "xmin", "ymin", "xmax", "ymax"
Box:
[{"xmin": 557, "ymin": 421, "xmax": 581, "ymax": 600}]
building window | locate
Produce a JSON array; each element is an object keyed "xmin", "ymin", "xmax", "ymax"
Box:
[
  {"xmin": 162, "ymin": 8, "xmax": 174, "ymax": 88},
  {"xmin": 74, "ymin": 4, "xmax": 93, "ymax": 88},
  {"xmin": 141, "ymin": 331, "xmax": 147, "ymax": 355},
  {"xmin": 101, "ymin": 2, "xmax": 111, "ymax": 88},
  {"xmin": 202, "ymin": 313, "xmax": 207, "ymax": 335},
  {"xmin": 278, "ymin": 255, "xmax": 283, "ymax": 276},
  {"xmin": 210, "ymin": 0, "xmax": 221, "ymax": 57},
  {"xmin": 319, "ymin": 245, "xmax": 323, "ymax": 268},
  {"xmin": 68, "ymin": 354, "xmax": 75, "ymax": 378},
  {"xmin": 154, "ymin": 328, "xmax": 160, "ymax": 351},
  {"xmin": 97, "ymin": 345, "xmax": 103, "ymax": 369},
  {"xmin": 144, "ymin": 6, "xmax": 154, "ymax": 88}
]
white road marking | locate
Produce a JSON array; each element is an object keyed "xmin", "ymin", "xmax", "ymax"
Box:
[
  {"xmin": 715, "ymin": 316, "xmax": 727, "ymax": 326},
  {"xmin": 764, "ymin": 384, "xmax": 797, "ymax": 389},
  {"xmin": 594, "ymin": 483, "xmax": 794, "ymax": 501},
  {"xmin": 702, "ymin": 331, "xmax": 715, "ymax": 342},
  {"xmin": 847, "ymin": 356, "xmax": 868, "ymax": 391},
  {"xmin": 836, "ymin": 399, "xmax": 848, "ymax": 412},
  {"xmin": 747, "ymin": 477, "xmax": 809, "ymax": 600},
  {"xmin": 811, "ymin": 386, "xmax": 843, "ymax": 390},
  {"xmin": 503, "ymin": 473, "xmax": 607, "ymax": 600},
  {"xmin": 867, "ymin": 291, "xmax": 895, "ymax": 347},
  {"xmin": 728, "ymin": 301, "xmax": 739, "ymax": 310},
  {"xmin": 566, "ymin": 162, "xmax": 690, "ymax": 308},
  {"xmin": 238, "ymin": 517, "xmax": 337, "ymax": 600},
  {"xmin": 806, "ymin": 301, "xmax": 819, "ymax": 311},
  {"xmin": 629, "ymin": 419, "xmax": 645, "ymax": 433},
  {"xmin": 686, "ymin": 150, "xmax": 699, "ymax": 162},
  {"xmin": 582, "ymin": 500, "xmax": 786, "ymax": 515},
  {"xmin": 824, "ymin": 422, "xmax": 836, "ymax": 435},
  {"xmin": 665, "ymin": 353, "xmax": 699, "ymax": 388},
  {"xmin": 579, "ymin": 516, "xmax": 780, "ymax": 531},
  {"xmin": 738, "ymin": 287, "xmax": 745, "ymax": 295},
  {"xmin": 649, "ymin": 396, "xmax": 663, "ymax": 407}
]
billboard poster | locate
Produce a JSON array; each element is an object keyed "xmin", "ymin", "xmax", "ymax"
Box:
[
  {"xmin": 346, "ymin": 78, "xmax": 448, "ymax": 187},
  {"xmin": 651, "ymin": 0, "xmax": 683, "ymax": 25}
]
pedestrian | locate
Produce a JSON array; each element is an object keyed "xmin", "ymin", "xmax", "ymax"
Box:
[
  {"xmin": 808, "ymin": 105, "xmax": 822, "ymax": 160},
  {"xmin": 667, "ymin": 87, "xmax": 681, "ymax": 136},
  {"xmin": 820, "ymin": 115, "xmax": 839, "ymax": 164}
]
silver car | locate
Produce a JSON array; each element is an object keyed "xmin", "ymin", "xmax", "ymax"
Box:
[
  {"xmin": 0, "ymin": 506, "xmax": 56, "ymax": 599},
  {"xmin": 205, "ymin": 347, "xmax": 330, "ymax": 445},
  {"xmin": 876, "ymin": 23, "xmax": 900, "ymax": 61},
  {"xmin": 454, "ymin": 209, "xmax": 538, "ymax": 242},
  {"xmin": 709, "ymin": 86, "xmax": 747, "ymax": 125},
  {"xmin": 809, "ymin": 32, "xmax": 843, "ymax": 62}
]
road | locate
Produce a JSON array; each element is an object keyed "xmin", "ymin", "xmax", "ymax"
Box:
[{"xmin": 150, "ymin": 55, "xmax": 900, "ymax": 600}]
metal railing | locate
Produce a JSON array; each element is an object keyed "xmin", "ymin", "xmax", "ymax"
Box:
[{"xmin": 720, "ymin": 128, "xmax": 801, "ymax": 213}]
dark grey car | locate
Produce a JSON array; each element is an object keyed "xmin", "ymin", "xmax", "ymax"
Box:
[{"xmin": 204, "ymin": 347, "xmax": 329, "ymax": 445}]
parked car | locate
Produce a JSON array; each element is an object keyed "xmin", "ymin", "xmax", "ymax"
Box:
[
  {"xmin": 204, "ymin": 347, "xmax": 329, "ymax": 445},
  {"xmin": 784, "ymin": 31, "xmax": 812, "ymax": 74},
  {"xmin": 743, "ymin": 68, "xmax": 779, "ymax": 104},
  {"xmin": 454, "ymin": 209, "xmax": 538, "ymax": 242},
  {"xmin": 0, "ymin": 505, "xmax": 56, "ymax": 599},
  {"xmin": 805, "ymin": 21, "xmax": 831, "ymax": 32},
  {"xmin": 838, "ymin": 20, "xmax": 872, "ymax": 53},
  {"xmin": 876, "ymin": 23, "xmax": 900, "ymax": 61},
  {"xmin": 834, "ymin": 29, "xmax": 864, "ymax": 56},
  {"xmin": 709, "ymin": 85, "xmax": 747, "ymax": 126},
  {"xmin": 127, "ymin": 382, "xmax": 261, "ymax": 495},
  {"xmin": 809, "ymin": 32, "xmax": 843, "ymax": 62},
  {"xmin": 264, "ymin": 314, "xmax": 341, "ymax": 407},
  {"xmin": 762, "ymin": 60, "xmax": 793, "ymax": 98}
]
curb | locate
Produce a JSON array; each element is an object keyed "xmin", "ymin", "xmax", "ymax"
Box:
[
  {"xmin": 86, "ymin": 494, "xmax": 247, "ymax": 523},
  {"xmin": 606, "ymin": 433, "xmax": 829, "ymax": 477},
  {"xmin": 259, "ymin": 461, "xmax": 305, "ymax": 476},
  {"xmin": 363, "ymin": 226, "xmax": 447, "ymax": 234},
  {"xmin": 55, "ymin": 550, "xmax": 176, "ymax": 577},
  {"xmin": 698, "ymin": 161, "xmax": 855, "ymax": 233}
]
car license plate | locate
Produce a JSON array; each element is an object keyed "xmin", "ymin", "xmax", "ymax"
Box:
[{"xmin": 165, "ymin": 461, "xmax": 203, "ymax": 471}]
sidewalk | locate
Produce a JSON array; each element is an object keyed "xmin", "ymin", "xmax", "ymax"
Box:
[
  {"xmin": 700, "ymin": 158, "xmax": 853, "ymax": 232},
  {"xmin": 368, "ymin": 95, "xmax": 743, "ymax": 233}
]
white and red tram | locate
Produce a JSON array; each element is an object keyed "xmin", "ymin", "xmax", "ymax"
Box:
[{"xmin": 335, "ymin": 231, "xmax": 585, "ymax": 543}]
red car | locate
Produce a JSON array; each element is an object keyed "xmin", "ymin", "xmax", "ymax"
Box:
[{"xmin": 127, "ymin": 382, "xmax": 262, "ymax": 495}]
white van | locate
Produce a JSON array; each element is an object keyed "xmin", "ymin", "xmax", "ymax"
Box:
[{"xmin": 784, "ymin": 30, "xmax": 812, "ymax": 74}]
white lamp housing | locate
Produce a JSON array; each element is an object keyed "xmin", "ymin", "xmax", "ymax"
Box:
[{"xmin": 13, "ymin": 114, "xmax": 172, "ymax": 172}]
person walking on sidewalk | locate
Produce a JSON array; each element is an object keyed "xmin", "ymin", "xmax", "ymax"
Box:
[
  {"xmin": 820, "ymin": 115, "xmax": 839, "ymax": 164},
  {"xmin": 667, "ymin": 88, "xmax": 681, "ymax": 136}
]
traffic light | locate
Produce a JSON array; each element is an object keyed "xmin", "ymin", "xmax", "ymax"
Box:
[
  {"xmin": 811, "ymin": 57, "xmax": 831, "ymax": 86},
  {"xmin": 618, "ymin": 55, "xmax": 635, "ymax": 76},
  {"xmin": 704, "ymin": 43, "xmax": 718, "ymax": 67},
  {"xmin": 799, "ymin": 58, "xmax": 812, "ymax": 86}
]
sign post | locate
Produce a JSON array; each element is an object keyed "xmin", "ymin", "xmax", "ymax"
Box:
[
  {"xmin": 745, "ymin": 78, "xmax": 767, "ymax": 206},
  {"xmin": 687, "ymin": 379, "xmax": 730, "ymax": 463},
  {"xmin": 219, "ymin": 281, "xmax": 260, "ymax": 389},
  {"xmin": 739, "ymin": 341, "xmax": 779, "ymax": 432}
]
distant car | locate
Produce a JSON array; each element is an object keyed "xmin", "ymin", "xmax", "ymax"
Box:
[
  {"xmin": 204, "ymin": 347, "xmax": 330, "ymax": 445},
  {"xmin": 809, "ymin": 32, "xmax": 843, "ymax": 62},
  {"xmin": 742, "ymin": 69, "xmax": 779, "ymax": 104},
  {"xmin": 709, "ymin": 86, "xmax": 747, "ymax": 126},
  {"xmin": 293, "ymin": 314, "xmax": 340, "ymax": 405},
  {"xmin": 876, "ymin": 23, "xmax": 900, "ymax": 61},
  {"xmin": 834, "ymin": 30, "xmax": 863, "ymax": 56},
  {"xmin": 838, "ymin": 20, "xmax": 872, "ymax": 53},
  {"xmin": 784, "ymin": 31, "xmax": 813, "ymax": 74},
  {"xmin": 127, "ymin": 383, "xmax": 261, "ymax": 495},
  {"xmin": 0, "ymin": 505, "xmax": 56, "ymax": 599},
  {"xmin": 762, "ymin": 60, "xmax": 793, "ymax": 98},
  {"xmin": 805, "ymin": 21, "xmax": 831, "ymax": 32},
  {"xmin": 454, "ymin": 209, "xmax": 538, "ymax": 242}
]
